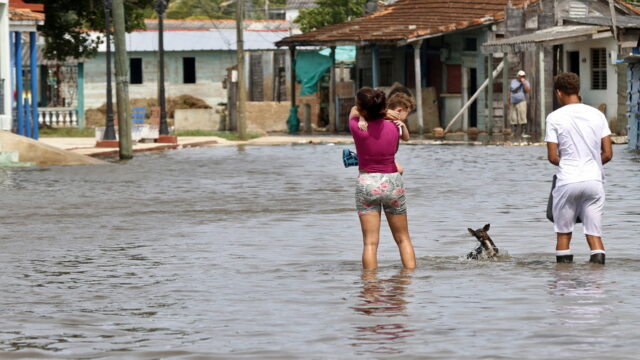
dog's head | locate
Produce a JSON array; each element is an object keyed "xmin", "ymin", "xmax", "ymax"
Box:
[{"xmin": 468, "ymin": 224, "xmax": 499, "ymax": 258}]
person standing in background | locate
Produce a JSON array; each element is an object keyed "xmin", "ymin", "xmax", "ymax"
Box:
[{"xmin": 509, "ymin": 70, "xmax": 531, "ymax": 139}]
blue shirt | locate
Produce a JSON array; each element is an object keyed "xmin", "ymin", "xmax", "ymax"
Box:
[{"xmin": 510, "ymin": 79, "xmax": 530, "ymax": 104}]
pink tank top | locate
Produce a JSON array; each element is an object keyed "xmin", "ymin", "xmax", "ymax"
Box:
[{"xmin": 349, "ymin": 116, "xmax": 399, "ymax": 173}]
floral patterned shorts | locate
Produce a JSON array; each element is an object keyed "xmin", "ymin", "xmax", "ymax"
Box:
[{"xmin": 355, "ymin": 172, "xmax": 407, "ymax": 215}]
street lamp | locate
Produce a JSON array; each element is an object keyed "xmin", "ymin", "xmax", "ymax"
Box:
[
  {"xmin": 103, "ymin": 0, "xmax": 116, "ymax": 141},
  {"xmin": 153, "ymin": 0, "xmax": 170, "ymax": 137}
]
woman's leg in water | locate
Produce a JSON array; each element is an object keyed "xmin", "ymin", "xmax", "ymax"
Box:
[
  {"xmin": 360, "ymin": 211, "xmax": 381, "ymax": 269},
  {"xmin": 386, "ymin": 213, "xmax": 416, "ymax": 269}
]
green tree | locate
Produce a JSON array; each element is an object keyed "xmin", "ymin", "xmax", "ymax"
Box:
[
  {"xmin": 294, "ymin": 0, "xmax": 365, "ymax": 33},
  {"xmin": 38, "ymin": 0, "xmax": 154, "ymax": 61}
]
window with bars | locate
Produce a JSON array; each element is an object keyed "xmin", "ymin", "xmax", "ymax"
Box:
[{"xmin": 591, "ymin": 48, "xmax": 607, "ymax": 90}]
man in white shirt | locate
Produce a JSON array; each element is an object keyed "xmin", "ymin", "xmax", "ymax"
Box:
[{"xmin": 545, "ymin": 72, "xmax": 613, "ymax": 265}]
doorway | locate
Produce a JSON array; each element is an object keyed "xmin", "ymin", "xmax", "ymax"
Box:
[
  {"xmin": 568, "ymin": 51, "xmax": 580, "ymax": 76},
  {"xmin": 469, "ymin": 68, "xmax": 477, "ymax": 128}
]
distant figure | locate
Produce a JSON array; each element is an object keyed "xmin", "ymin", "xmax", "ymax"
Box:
[
  {"xmin": 509, "ymin": 70, "xmax": 531, "ymax": 138},
  {"xmin": 349, "ymin": 87, "xmax": 416, "ymax": 270},
  {"xmin": 545, "ymin": 72, "xmax": 613, "ymax": 265}
]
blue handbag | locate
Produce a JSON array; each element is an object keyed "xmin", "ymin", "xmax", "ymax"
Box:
[{"xmin": 342, "ymin": 148, "xmax": 358, "ymax": 168}]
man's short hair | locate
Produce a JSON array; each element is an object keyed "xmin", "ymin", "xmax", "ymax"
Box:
[
  {"xmin": 554, "ymin": 72, "xmax": 580, "ymax": 95},
  {"xmin": 388, "ymin": 92, "xmax": 416, "ymax": 111}
]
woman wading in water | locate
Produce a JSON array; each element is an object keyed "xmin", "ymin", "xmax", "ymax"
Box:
[{"xmin": 349, "ymin": 87, "xmax": 416, "ymax": 269}]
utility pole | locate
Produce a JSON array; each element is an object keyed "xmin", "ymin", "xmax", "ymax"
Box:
[
  {"xmin": 102, "ymin": 0, "xmax": 116, "ymax": 142},
  {"xmin": 236, "ymin": 0, "xmax": 247, "ymax": 140},
  {"xmin": 112, "ymin": 0, "xmax": 133, "ymax": 159}
]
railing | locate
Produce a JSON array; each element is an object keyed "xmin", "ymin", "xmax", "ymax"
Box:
[{"xmin": 38, "ymin": 107, "xmax": 79, "ymax": 127}]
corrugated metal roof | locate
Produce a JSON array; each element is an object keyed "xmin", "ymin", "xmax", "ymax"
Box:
[
  {"xmin": 481, "ymin": 25, "xmax": 609, "ymax": 53},
  {"xmin": 93, "ymin": 29, "xmax": 290, "ymax": 52},
  {"xmin": 144, "ymin": 19, "xmax": 291, "ymax": 31}
]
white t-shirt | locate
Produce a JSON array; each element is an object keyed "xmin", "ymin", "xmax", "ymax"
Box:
[{"xmin": 544, "ymin": 103, "xmax": 611, "ymax": 187}]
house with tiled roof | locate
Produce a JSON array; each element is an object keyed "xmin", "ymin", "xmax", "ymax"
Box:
[
  {"xmin": 276, "ymin": 0, "xmax": 640, "ymax": 139},
  {"xmin": 483, "ymin": 0, "xmax": 640, "ymax": 137},
  {"xmin": 277, "ymin": 0, "xmax": 525, "ymax": 135}
]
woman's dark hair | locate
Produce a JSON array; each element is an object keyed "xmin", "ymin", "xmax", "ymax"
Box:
[
  {"xmin": 554, "ymin": 72, "xmax": 580, "ymax": 95},
  {"xmin": 356, "ymin": 87, "xmax": 386, "ymax": 121}
]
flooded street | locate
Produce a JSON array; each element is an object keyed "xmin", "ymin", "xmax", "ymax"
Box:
[{"xmin": 1, "ymin": 143, "xmax": 639, "ymax": 359}]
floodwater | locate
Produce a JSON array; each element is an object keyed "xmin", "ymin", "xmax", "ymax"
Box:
[{"xmin": 0, "ymin": 143, "xmax": 639, "ymax": 359}]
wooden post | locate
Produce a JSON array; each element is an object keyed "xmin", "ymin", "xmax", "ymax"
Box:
[
  {"xmin": 236, "ymin": 0, "xmax": 247, "ymax": 140},
  {"xmin": 372, "ymin": 44, "xmax": 379, "ymax": 88},
  {"xmin": 304, "ymin": 104, "xmax": 311, "ymax": 134},
  {"xmin": 329, "ymin": 46, "xmax": 336, "ymax": 132},
  {"xmin": 289, "ymin": 46, "xmax": 296, "ymax": 109},
  {"xmin": 503, "ymin": 52, "xmax": 509, "ymax": 131},
  {"xmin": 413, "ymin": 40, "xmax": 424, "ymax": 135},
  {"xmin": 538, "ymin": 44, "xmax": 546, "ymax": 138},
  {"xmin": 462, "ymin": 66, "xmax": 469, "ymax": 132},
  {"xmin": 112, "ymin": 0, "xmax": 132, "ymax": 159},
  {"xmin": 487, "ymin": 54, "xmax": 494, "ymax": 135}
]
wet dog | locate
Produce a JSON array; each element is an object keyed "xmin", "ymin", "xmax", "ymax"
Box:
[{"xmin": 467, "ymin": 224, "xmax": 499, "ymax": 260}]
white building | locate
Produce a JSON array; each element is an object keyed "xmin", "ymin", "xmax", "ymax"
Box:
[{"xmin": 0, "ymin": 0, "xmax": 10, "ymax": 130}]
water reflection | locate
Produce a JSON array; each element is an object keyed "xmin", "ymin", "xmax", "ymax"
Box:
[
  {"xmin": 350, "ymin": 269, "xmax": 415, "ymax": 355},
  {"xmin": 548, "ymin": 265, "xmax": 609, "ymax": 322}
]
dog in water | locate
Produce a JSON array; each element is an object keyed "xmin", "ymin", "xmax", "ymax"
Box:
[{"xmin": 467, "ymin": 224, "xmax": 499, "ymax": 260}]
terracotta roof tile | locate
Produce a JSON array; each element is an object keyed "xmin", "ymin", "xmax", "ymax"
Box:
[
  {"xmin": 276, "ymin": 0, "xmax": 520, "ymax": 46},
  {"xmin": 9, "ymin": 7, "xmax": 44, "ymax": 21},
  {"xmin": 276, "ymin": 0, "xmax": 638, "ymax": 46},
  {"xmin": 9, "ymin": 0, "xmax": 44, "ymax": 13}
]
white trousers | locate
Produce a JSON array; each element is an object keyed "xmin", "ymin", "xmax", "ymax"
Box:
[{"xmin": 552, "ymin": 180, "xmax": 605, "ymax": 236}]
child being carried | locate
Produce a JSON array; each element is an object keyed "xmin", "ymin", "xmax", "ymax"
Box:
[{"xmin": 356, "ymin": 92, "xmax": 416, "ymax": 174}]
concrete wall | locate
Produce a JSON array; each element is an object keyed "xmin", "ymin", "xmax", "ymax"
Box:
[
  {"xmin": 564, "ymin": 37, "xmax": 619, "ymax": 124},
  {"xmin": 174, "ymin": 109, "xmax": 221, "ymax": 132},
  {"xmin": 0, "ymin": 0, "xmax": 10, "ymax": 130},
  {"xmin": 0, "ymin": 130, "xmax": 105, "ymax": 166},
  {"xmin": 246, "ymin": 101, "xmax": 289, "ymax": 133},
  {"xmin": 84, "ymin": 50, "xmax": 236, "ymax": 109}
]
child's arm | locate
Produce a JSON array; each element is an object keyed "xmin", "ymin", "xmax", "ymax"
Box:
[
  {"xmin": 394, "ymin": 121, "xmax": 410, "ymax": 141},
  {"xmin": 358, "ymin": 118, "xmax": 368, "ymax": 131}
]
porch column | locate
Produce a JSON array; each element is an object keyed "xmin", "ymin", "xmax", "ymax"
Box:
[
  {"xmin": 329, "ymin": 46, "xmax": 336, "ymax": 132},
  {"xmin": 14, "ymin": 31, "xmax": 24, "ymax": 136},
  {"xmin": 487, "ymin": 54, "xmax": 494, "ymax": 135},
  {"xmin": 413, "ymin": 40, "xmax": 424, "ymax": 135},
  {"xmin": 462, "ymin": 66, "xmax": 468, "ymax": 132},
  {"xmin": 371, "ymin": 44, "xmax": 379, "ymax": 88},
  {"xmin": 289, "ymin": 46, "xmax": 296, "ymax": 109},
  {"xmin": 502, "ymin": 52, "xmax": 509, "ymax": 131},
  {"xmin": 538, "ymin": 44, "xmax": 546, "ymax": 137},
  {"xmin": 30, "ymin": 31, "xmax": 38, "ymax": 139}
]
